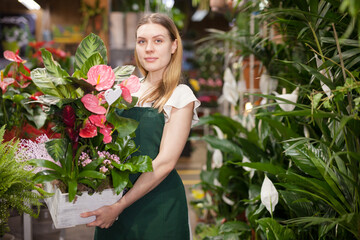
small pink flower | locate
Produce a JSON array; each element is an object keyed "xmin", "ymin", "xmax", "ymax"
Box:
[
  {"xmin": 99, "ymin": 166, "xmax": 108, "ymax": 173},
  {"xmin": 81, "ymin": 94, "xmax": 106, "ymax": 114},
  {"xmin": 215, "ymin": 78, "xmax": 223, "ymax": 87},
  {"xmin": 198, "ymin": 78, "xmax": 207, "ymax": 85},
  {"xmin": 119, "ymin": 75, "xmax": 140, "ymax": 103},
  {"xmin": 79, "ymin": 119, "xmax": 98, "ymax": 138},
  {"xmin": 4, "ymin": 50, "xmax": 25, "ymax": 63},
  {"xmin": 207, "ymin": 78, "xmax": 216, "ymax": 87},
  {"xmin": 84, "ymin": 65, "xmax": 115, "ymax": 91}
]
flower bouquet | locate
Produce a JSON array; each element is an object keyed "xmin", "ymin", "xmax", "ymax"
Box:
[{"xmin": 26, "ymin": 33, "xmax": 153, "ymax": 228}]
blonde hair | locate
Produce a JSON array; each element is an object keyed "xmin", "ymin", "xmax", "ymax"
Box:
[{"xmin": 135, "ymin": 13, "xmax": 183, "ymax": 112}]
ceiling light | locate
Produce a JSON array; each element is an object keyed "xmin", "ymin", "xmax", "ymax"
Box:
[{"xmin": 18, "ymin": 0, "xmax": 41, "ymax": 10}]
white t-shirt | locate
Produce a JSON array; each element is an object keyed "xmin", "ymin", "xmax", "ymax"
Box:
[{"xmin": 132, "ymin": 83, "xmax": 201, "ymax": 126}]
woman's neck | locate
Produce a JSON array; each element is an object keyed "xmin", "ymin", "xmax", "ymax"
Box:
[{"xmin": 145, "ymin": 72, "xmax": 163, "ymax": 85}]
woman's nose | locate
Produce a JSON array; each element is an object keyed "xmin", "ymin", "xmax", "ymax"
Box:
[{"xmin": 145, "ymin": 42, "xmax": 154, "ymax": 52}]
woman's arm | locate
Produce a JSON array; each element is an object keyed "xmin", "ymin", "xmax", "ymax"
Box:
[{"xmin": 81, "ymin": 102, "xmax": 194, "ymax": 228}]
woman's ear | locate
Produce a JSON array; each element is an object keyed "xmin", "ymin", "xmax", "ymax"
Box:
[{"xmin": 171, "ymin": 39, "xmax": 178, "ymax": 54}]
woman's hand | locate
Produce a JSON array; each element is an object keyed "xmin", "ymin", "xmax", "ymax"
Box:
[{"xmin": 80, "ymin": 204, "xmax": 123, "ymax": 229}]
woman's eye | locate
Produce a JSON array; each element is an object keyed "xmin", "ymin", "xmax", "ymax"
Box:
[
  {"xmin": 155, "ymin": 39, "xmax": 163, "ymax": 43},
  {"xmin": 137, "ymin": 40, "xmax": 145, "ymax": 44}
]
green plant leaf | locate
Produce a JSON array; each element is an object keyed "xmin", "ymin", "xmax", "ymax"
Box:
[
  {"xmin": 111, "ymin": 169, "xmax": 129, "ymax": 195},
  {"xmin": 74, "ymin": 33, "xmax": 107, "ymax": 71},
  {"xmin": 68, "ymin": 179, "xmax": 77, "ymax": 202},
  {"xmin": 257, "ymin": 218, "xmax": 296, "ymax": 240},
  {"xmin": 79, "ymin": 52, "xmax": 105, "ymax": 76},
  {"xmin": 78, "ymin": 170, "xmax": 106, "ymax": 179},
  {"xmin": 28, "ymin": 159, "xmax": 65, "ymax": 175},
  {"xmin": 107, "ymin": 111, "xmax": 139, "ymax": 138},
  {"xmin": 202, "ymin": 135, "xmax": 243, "ymax": 157},
  {"xmin": 40, "ymin": 48, "xmax": 69, "ymax": 78},
  {"xmin": 113, "ymin": 65, "xmax": 135, "ymax": 82},
  {"xmin": 30, "ymin": 68, "xmax": 63, "ymax": 98},
  {"xmin": 45, "ymin": 138, "xmax": 68, "ymax": 166}
]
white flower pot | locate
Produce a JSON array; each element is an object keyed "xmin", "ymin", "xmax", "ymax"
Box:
[{"xmin": 44, "ymin": 182, "xmax": 123, "ymax": 229}]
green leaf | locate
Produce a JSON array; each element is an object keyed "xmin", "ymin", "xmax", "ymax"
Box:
[
  {"xmin": 45, "ymin": 138, "xmax": 68, "ymax": 164},
  {"xmin": 79, "ymin": 52, "xmax": 105, "ymax": 76},
  {"xmin": 113, "ymin": 65, "xmax": 135, "ymax": 82},
  {"xmin": 107, "ymin": 112, "xmax": 139, "ymax": 138},
  {"xmin": 40, "ymin": 48, "xmax": 69, "ymax": 78},
  {"xmin": 312, "ymin": 93, "xmax": 323, "ymax": 109},
  {"xmin": 30, "ymin": 68, "xmax": 63, "ymax": 98},
  {"xmin": 257, "ymin": 218, "xmax": 296, "ymax": 240},
  {"xmin": 28, "ymin": 159, "xmax": 65, "ymax": 175},
  {"xmin": 68, "ymin": 179, "xmax": 78, "ymax": 202},
  {"xmin": 111, "ymin": 169, "xmax": 129, "ymax": 195},
  {"xmin": 78, "ymin": 170, "xmax": 106, "ymax": 179},
  {"xmin": 230, "ymin": 162, "xmax": 286, "ymax": 175},
  {"xmin": 74, "ymin": 33, "xmax": 107, "ymax": 71},
  {"xmin": 202, "ymin": 135, "xmax": 243, "ymax": 157},
  {"xmin": 127, "ymin": 155, "xmax": 153, "ymax": 172},
  {"xmin": 219, "ymin": 221, "xmax": 250, "ymax": 234}
]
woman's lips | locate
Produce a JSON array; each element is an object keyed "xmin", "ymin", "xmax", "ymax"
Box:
[{"xmin": 144, "ymin": 57, "xmax": 157, "ymax": 62}]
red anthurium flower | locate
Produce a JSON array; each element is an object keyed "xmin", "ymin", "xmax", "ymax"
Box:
[
  {"xmin": 4, "ymin": 50, "xmax": 25, "ymax": 63},
  {"xmin": 100, "ymin": 125, "xmax": 112, "ymax": 144},
  {"xmin": 85, "ymin": 65, "xmax": 115, "ymax": 91},
  {"xmin": 79, "ymin": 119, "xmax": 97, "ymax": 138},
  {"xmin": 81, "ymin": 94, "xmax": 106, "ymax": 114},
  {"xmin": 97, "ymin": 92, "xmax": 107, "ymax": 104},
  {"xmin": 0, "ymin": 71, "xmax": 15, "ymax": 93},
  {"xmin": 119, "ymin": 75, "xmax": 141, "ymax": 103},
  {"xmin": 89, "ymin": 114, "xmax": 106, "ymax": 128}
]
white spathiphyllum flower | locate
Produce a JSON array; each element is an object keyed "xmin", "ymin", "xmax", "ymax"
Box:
[
  {"xmin": 213, "ymin": 126, "xmax": 224, "ymax": 140},
  {"xmin": 304, "ymin": 125, "xmax": 310, "ymax": 138},
  {"xmin": 274, "ymin": 87, "xmax": 299, "ymax": 112},
  {"xmin": 213, "ymin": 178, "xmax": 222, "ymax": 187},
  {"xmin": 261, "ymin": 175, "xmax": 279, "ymax": 215},
  {"xmin": 212, "ymin": 149, "xmax": 223, "ymax": 168},
  {"xmin": 315, "ymin": 54, "xmax": 333, "ymax": 97},
  {"xmin": 222, "ymin": 193, "xmax": 235, "ymax": 206},
  {"xmin": 222, "ymin": 67, "xmax": 239, "ymax": 105},
  {"xmin": 260, "ymin": 72, "xmax": 278, "ymax": 94},
  {"xmin": 242, "ymin": 156, "xmax": 255, "ymax": 179}
]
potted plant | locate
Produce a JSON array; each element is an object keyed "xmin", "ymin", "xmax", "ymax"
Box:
[
  {"xmin": 0, "ymin": 125, "xmax": 48, "ymax": 238},
  {"xmin": 26, "ymin": 33, "xmax": 153, "ymax": 228}
]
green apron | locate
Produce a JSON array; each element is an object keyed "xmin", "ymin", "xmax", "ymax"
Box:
[{"xmin": 94, "ymin": 107, "xmax": 190, "ymax": 240}]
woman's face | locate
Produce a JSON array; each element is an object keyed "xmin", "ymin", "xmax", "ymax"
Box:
[{"xmin": 136, "ymin": 23, "xmax": 177, "ymax": 78}]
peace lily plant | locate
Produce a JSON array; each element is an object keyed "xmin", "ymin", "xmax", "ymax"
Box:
[{"xmin": 27, "ymin": 33, "xmax": 153, "ymax": 202}]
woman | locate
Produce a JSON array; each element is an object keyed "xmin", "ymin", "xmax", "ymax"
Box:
[{"xmin": 81, "ymin": 13, "xmax": 200, "ymax": 239}]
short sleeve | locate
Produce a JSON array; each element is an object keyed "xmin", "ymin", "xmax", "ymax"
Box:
[{"xmin": 163, "ymin": 84, "xmax": 201, "ymax": 127}]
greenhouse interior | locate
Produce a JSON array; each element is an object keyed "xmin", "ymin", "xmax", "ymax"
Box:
[{"xmin": 1, "ymin": 0, "xmax": 360, "ymax": 239}]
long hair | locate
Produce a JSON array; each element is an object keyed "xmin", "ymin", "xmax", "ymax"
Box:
[{"xmin": 135, "ymin": 13, "xmax": 183, "ymax": 112}]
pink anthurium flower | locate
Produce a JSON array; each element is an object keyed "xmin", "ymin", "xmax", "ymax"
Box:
[
  {"xmin": 85, "ymin": 65, "xmax": 115, "ymax": 91},
  {"xmin": 79, "ymin": 119, "xmax": 97, "ymax": 138},
  {"xmin": 119, "ymin": 75, "xmax": 141, "ymax": 103},
  {"xmin": 81, "ymin": 94, "xmax": 106, "ymax": 114},
  {"xmin": 0, "ymin": 70, "xmax": 15, "ymax": 93},
  {"xmin": 100, "ymin": 125, "xmax": 112, "ymax": 144},
  {"xmin": 4, "ymin": 50, "xmax": 26, "ymax": 63},
  {"xmin": 89, "ymin": 114, "xmax": 107, "ymax": 128}
]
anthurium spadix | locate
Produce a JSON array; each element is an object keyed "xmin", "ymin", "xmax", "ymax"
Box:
[
  {"xmin": 222, "ymin": 67, "xmax": 239, "ymax": 106},
  {"xmin": 261, "ymin": 175, "xmax": 279, "ymax": 215},
  {"xmin": 273, "ymin": 87, "xmax": 299, "ymax": 112}
]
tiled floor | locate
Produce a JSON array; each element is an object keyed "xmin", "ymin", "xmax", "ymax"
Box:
[{"xmin": 8, "ymin": 140, "xmax": 207, "ymax": 240}]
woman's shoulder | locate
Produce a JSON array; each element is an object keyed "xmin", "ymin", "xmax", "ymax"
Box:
[{"xmin": 164, "ymin": 84, "xmax": 200, "ymax": 126}]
